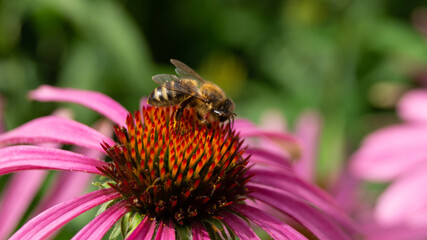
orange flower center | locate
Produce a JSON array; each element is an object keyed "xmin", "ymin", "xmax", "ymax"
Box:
[{"xmin": 99, "ymin": 106, "xmax": 250, "ymax": 225}]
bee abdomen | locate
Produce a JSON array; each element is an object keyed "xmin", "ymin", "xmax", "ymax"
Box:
[{"xmin": 148, "ymin": 86, "xmax": 185, "ymax": 106}]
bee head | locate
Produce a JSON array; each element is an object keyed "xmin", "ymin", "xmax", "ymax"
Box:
[{"xmin": 212, "ymin": 99, "xmax": 236, "ymax": 122}]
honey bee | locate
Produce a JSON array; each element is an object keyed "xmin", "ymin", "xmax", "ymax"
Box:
[{"xmin": 148, "ymin": 59, "xmax": 236, "ymax": 127}]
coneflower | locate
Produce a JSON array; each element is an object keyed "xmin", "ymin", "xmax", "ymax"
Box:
[
  {"xmin": 0, "ymin": 85, "xmax": 354, "ymax": 239},
  {"xmin": 351, "ymin": 89, "xmax": 427, "ymax": 239}
]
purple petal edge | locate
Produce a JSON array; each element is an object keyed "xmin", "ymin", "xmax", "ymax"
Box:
[
  {"xmin": 126, "ymin": 216, "xmax": 156, "ymax": 240},
  {"xmin": 29, "ymin": 85, "xmax": 128, "ymax": 126},
  {"xmin": 248, "ymin": 169, "xmax": 358, "ymax": 233},
  {"xmin": 192, "ymin": 223, "xmax": 210, "ymax": 240},
  {"xmin": 9, "ymin": 188, "xmax": 120, "ymax": 240},
  {"xmin": 0, "ymin": 145, "xmax": 106, "ymax": 175},
  {"xmin": 0, "ymin": 116, "xmax": 114, "ymax": 152},
  {"xmin": 248, "ymin": 184, "xmax": 352, "ymax": 240},
  {"xmin": 221, "ymin": 211, "xmax": 260, "ymax": 240},
  {"xmin": 233, "ymin": 204, "xmax": 307, "ymax": 240},
  {"xmin": 154, "ymin": 221, "xmax": 175, "ymax": 240},
  {"xmin": 0, "ymin": 171, "xmax": 46, "ymax": 240},
  {"xmin": 72, "ymin": 201, "xmax": 129, "ymax": 240}
]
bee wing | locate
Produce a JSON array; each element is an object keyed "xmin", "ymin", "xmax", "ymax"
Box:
[
  {"xmin": 170, "ymin": 59, "xmax": 206, "ymax": 83},
  {"xmin": 152, "ymin": 74, "xmax": 181, "ymax": 85},
  {"xmin": 152, "ymin": 74, "xmax": 209, "ymax": 103}
]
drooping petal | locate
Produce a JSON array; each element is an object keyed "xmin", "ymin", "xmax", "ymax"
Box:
[
  {"xmin": 0, "ymin": 145, "xmax": 107, "ymax": 175},
  {"xmin": 257, "ymin": 110, "xmax": 290, "ymax": 157},
  {"xmin": 248, "ymin": 184, "xmax": 352, "ymax": 240},
  {"xmin": 154, "ymin": 221, "xmax": 175, "ymax": 240},
  {"xmin": 234, "ymin": 119, "xmax": 256, "ymax": 128},
  {"xmin": 0, "ymin": 171, "xmax": 46, "ymax": 240},
  {"xmin": 233, "ymin": 204, "xmax": 307, "ymax": 240},
  {"xmin": 9, "ymin": 188, "xmax": 121, "ymax": 240},
  {"xmin": 35, "ymin": 172, "xmax": 94, "ymax": 214},
  {"xmin": 329, "ymin": 170, "xmax": 361, "ymax": 214},
  {"xmin": 365, "ymin": 225, "xmax": 427, "ymax": 240},
  {"xmin": 221, "ymin": 212, "xmax": 260, "ymax": 240},
  {"xmin": 236, "ymin": 120, "xmax": 301, "ymax": 161},
  {"xmin": 126, "ymin": 216, "xmax": 156, "ymax": 240},
  {"xmin": 236, "ymin": 121, "xmax": 299, "ymax": 144},
  {"xmin": 35, "ymin": 119, "xmax": 113, "ymax": 213},
  {"xmin": 29, "ymin": 85, "xmax": 128, "ymax": 125},
  {"xmin": 0, "ymin": 116, "xmax": 114, "ymax": 152},
  {"xmin": 139, "ymin": 97, "xmax": 149, "ymax": 111},
  {"xmin": 244, "ymin": 148, "xmax": 292, "ymax": 169},
  {"xmin": 397, "ymin": 90, "xmax": 427, "ymax": 123},
  {"xmin": 72, "ymin": 201, "xmax": 129, "ymax": 240},
  {"xmin": 248, "ymin": 169, "xmax": 357, "ymax": 232},
  {"xmin": 375, "ymin": 164, "xmax": 427, "ymax": 226},
  {"xmin": 350, "ymin": 124, "xmax": 427, "ymax": 181},
  {"xmin": 294, "ymin": 111, "xmax": 322, "ymax": 182},
  {"xmin": 192, "ymin": 223, "xmax": 210, "ymax": 240}
]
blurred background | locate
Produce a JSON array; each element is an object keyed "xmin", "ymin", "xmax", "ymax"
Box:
[{"xmin": 1, "ymin": 0, "xmax": 427, "ymax": 238}]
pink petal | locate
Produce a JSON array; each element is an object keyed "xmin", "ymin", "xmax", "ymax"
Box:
[
  {"xmin": 294, "ymin": 111, "xmax": 322, "ymax": 182},
  {"xmin": 154, "ymin": 221, "xmax": 175, "ymax": 240},
  {"xmin": 72, "ymin": 201, "xmax": 129, "ymax": 240},
  {"xmin": 257, "ymin": 110, "xmax": 290, "ymax": 157},
  {"xmin": 0, "ymin": 116, "xmax": 115, "ymax": 152},
  {"xmin": 126, "ymin": 216, "xmax": 156, "ymax": 240},
  {"xmin": 235, "ymin": 119, "xmax": 299, "ymax": 144},
  {"xmin": 35, "ymin": 172, "xmax": 94, "ymax": 214},
  {"xmin": 397, "ymin": 90, "xmax": 427, "ymax": 123},
  {"xmin": 245, "ymin": 148, "xmax": 292, "ymax": 169},
  {"xmin": 259, "ymin": 109, "xmax": 288, "ymax": 131},
  {"xmin": 375, "ymin": 163, "xmax": 427, "ymax": 226},
  {"xmin": 221, "ymin": 211, "xmax": 260, "ymax": 240},
  {"xmin": 36, "ymin": 119, "xmax": 113, "ymax": 212},
  {"xmin": 192, "ymin": 223, "xmax": 210, "ymax": 240},
  {"xmin": 0, "ymin": 171, "xmax": 47, "ymax": 240},
  {"xmin": 365, "ymin": 225, "xmax": 427, "ymax": 240},
  {"xmin": 329, "ymin": 170, "xmax": 361, "ymax": 214},
  {"xmin": 0, "ymin": 145, "xmax": 107, "ymax": 175},
  {"xmin": 248, "ymin": 169, "xmax": 357, "ymax": 233},
  {"xmin": 9, "ymin": 188, "xmax": 120, "ymax": 240},
  {"xmin": 139, "ymin": 97, "xmax": 149, "ymax": 110},
  {"xmin": 29, "ymin": 85, "xmax": 128, "ymax": 125},
  {"xmin": 237, "ymin": 123, "xmax": 301, "ymax": 162},
  {"xmin": 234, "ymin": 118, "xmax": 255, "ymax": 126},
  {"xmin": 233, "ymin": 204, "xmax": 307, "ymax": 240},
  {"xmin": 350, "ymin": 124, "xmax": 427, "ymax": 181},
  {"xmin": 248, "ymin": 184, "xmax": 352, "ymax": 240}
]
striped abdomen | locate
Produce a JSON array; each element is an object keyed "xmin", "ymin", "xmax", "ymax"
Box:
[{"xmin": 148, "ymin": 85, "xmax": 187, "ymax": 106}]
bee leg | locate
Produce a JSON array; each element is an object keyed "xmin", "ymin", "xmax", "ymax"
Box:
[
  {"xmin": 175, "ymin": 96, "xmax": 194, "ymax": 121},
  {"xmin": 197, "ymin": 112, "xmax": 211, "ymax": 128}
]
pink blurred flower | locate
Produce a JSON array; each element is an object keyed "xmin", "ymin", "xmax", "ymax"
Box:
[
  {"xmin": 350, "ymin": 89, "xmax": 427, "ymax": 239},
  {"xmin": 0, "ymin": 84, "xmax": 355, "ymax": 239}
]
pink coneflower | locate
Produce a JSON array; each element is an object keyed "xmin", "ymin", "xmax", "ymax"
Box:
[
  {"xmin": 350, "ymin": 89, "xmax": 427, "ymax": 239},
  {"xmin": 0, "ymin": 84, "xmax": 354, "ymax": 239}
]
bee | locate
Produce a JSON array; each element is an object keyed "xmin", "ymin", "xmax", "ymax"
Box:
[{"xmin": 148, "ymin": 59, "xmax": 236, "ymax": 127}]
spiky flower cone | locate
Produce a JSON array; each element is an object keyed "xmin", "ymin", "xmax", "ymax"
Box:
[{"xmin": 100, "ymin": 106, "xmax": 250, "ymax": 225}]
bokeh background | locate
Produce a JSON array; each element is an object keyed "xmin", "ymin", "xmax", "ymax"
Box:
[{"xmin": 2, "ymin": 0, "xmax": 427, "ymax": 238}]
